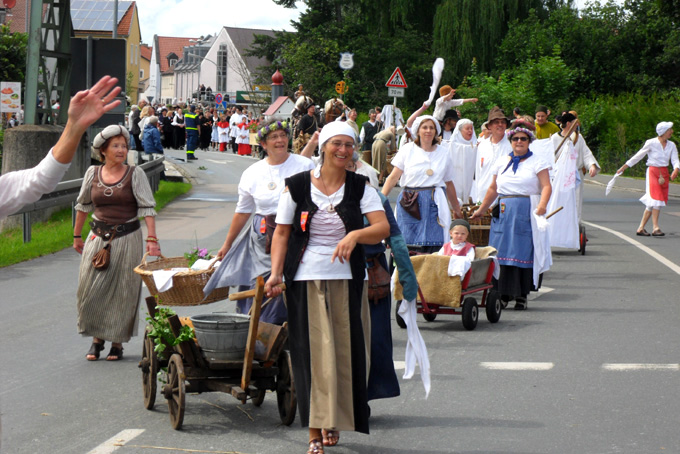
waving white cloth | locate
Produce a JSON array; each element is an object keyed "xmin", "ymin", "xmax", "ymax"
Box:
[
  {"xmin": 531, "ymin": 196, "xmax": 552, "ymax": 287},
  {"xmin": 606, "ymin": 172, "xmax": 623, "ymax": 196},
  {"xmin": 547, "ymin": 140, "xmax": 579, "ymax": 249},
  {"xmin": 392, "ymin": 272, "xmax": 431, "ymax": 398},
  {"xmin": 425, "ymin": 58, "xmax": 445, "ymax": 107},
  {"xmin": 448, "ymin": 119, "xmax": 478, "ymax": 204}
]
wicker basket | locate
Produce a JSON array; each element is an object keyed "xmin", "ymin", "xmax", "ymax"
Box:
[
  {"xmin": 134, "ymin": 253, "xmax": 230, "ymax": 306},
  {"xmin": 459, "ymin": 203, "xmax": 492, "ymax": 247}
]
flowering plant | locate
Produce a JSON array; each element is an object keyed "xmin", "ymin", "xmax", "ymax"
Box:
[
  {"xmin": 248, "ymin": 121, "xmax": 260, "ymax": 133},
  {"xmin": 184, "ymin": 247, "xmax": 212, "ymax": 268}
]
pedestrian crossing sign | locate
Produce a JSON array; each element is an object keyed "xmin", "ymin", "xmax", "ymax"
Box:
[{"xmin": 386, "ymin": 67, "xmax": 408, "ymax": 88}]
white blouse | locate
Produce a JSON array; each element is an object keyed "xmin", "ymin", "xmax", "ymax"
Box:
[
  {"xmin": 276, "ymin": 182, "xmax": 383, "ymax": 281},
  {"xmin": 626, "ymin": 138, "xmax": 680, "ymax": 170},
  {"xmin": 235, "ymin": 154, "xmax": 314, "ymax": 215},
  {"xmin": 391, "ymin": 142, "xmax": 455, "ymax": 188},
  {"xmin": 494, "ymin": 153, "xmax": 551, "ymax": 196}
]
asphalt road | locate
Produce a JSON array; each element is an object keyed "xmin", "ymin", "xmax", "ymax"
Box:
[{"xmin": 1, "ymin": 148, "xmax": 679, "ymax": 454}]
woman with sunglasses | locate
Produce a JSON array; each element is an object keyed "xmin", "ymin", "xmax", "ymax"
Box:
[{"xmin": 471, "ymin": 125, "xmax": 552, "ymax": 310}]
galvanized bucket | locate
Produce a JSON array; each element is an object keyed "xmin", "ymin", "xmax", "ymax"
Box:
[{"xmin": 190, "ymin": 313, "xmax": 250, "ymax": 361}]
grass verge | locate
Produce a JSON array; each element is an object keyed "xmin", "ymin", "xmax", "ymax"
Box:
[{"xmin": 0, "ymin": 180, "xmax": 191, "ymax": 268}]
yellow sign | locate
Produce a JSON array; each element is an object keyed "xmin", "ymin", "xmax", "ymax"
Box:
[{"xmin": 335, "ymin": 81, "xmax": 348, "ymax": 94}]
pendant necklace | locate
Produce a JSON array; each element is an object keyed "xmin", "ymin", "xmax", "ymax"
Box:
[
  {"xmin": 425, "ymin": 147, "xmax": 434, "ymax": 176},
  {"xmin": 266, "ymin": 162, "xmax": 277, "ymax": 190},
  {"xmin": 97, "ymin": 167, "xmax": 127, "ymax": 197},
  {"xmin": 318, "ymin": 170, "xmax": 339, "ymax": 212}
]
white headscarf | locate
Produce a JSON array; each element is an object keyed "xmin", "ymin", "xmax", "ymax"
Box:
[
  {"xmin": 318, "ymin": 121, "xmax": 357, "ymax": 149},
  {"xmin": 452, "ymin": 118, "xmax": 477, "ymax": 146},
  {"xmin": 656, "ymin": 121, "xmax": 673, "ymax": 137},
  {"xmin": 412, "ymin": 115, "xmax": 441, "ymax": 137}
]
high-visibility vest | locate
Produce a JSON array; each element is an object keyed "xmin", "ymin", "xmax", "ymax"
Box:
[{"xmin": 185, "ymin": 113, "xmax": 198, "ymax": 130}]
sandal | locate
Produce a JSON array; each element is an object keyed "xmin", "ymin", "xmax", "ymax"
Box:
[
  {"xmin": 86, "ymin": 340, "xmax": 105, "ymax": 361},
  {"xmin": 307, "ymin": 439, "xmax": 324, "ymax": 454},
  {"xmin": 322, "ymin": 429, "xmax": 340, "ymax": 447},
  {"xmin": 652, "ymin": 229, "xmax": 665, "ymax": 237},
  {"xmin": 636, "ymin": 229, "xmax": 651, "ymax": 236},
  {"xmin": 514, "ymin": 297, "xmax": 527, "ymax": 311},
  {"xmin": 106, "ymin": 346, "xmax": 124, "ymax": 361}
]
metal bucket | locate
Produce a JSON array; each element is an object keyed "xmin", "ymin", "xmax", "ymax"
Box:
[{"xmin": 190, "ymin": 313, "xmax": 250, "ymax": 361}]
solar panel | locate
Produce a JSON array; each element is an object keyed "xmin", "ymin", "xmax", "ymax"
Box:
[{"xmin": 71, "ymin": 0, "xmax": 133, "ymax": 32}]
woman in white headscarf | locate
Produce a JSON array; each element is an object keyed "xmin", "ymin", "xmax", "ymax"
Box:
[
  {"xmin": 617, "ymin": 121, "xmax": 680, "ymax": 236},
  {"xmin": 449, "ymin": 118, "xmax": 477, "ymax": 205}
]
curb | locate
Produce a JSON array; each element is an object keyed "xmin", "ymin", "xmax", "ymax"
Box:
[{"xmin": 165, "ymin": 160, "xmax": 196, "ymax": 185}]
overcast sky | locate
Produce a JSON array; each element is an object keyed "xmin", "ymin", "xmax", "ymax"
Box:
[{"xmin": 137, "ymin": 0, "xmax": 305, "ymax": 43}]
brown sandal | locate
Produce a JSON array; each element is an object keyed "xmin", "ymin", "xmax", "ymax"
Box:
[
  {"xmin": 307, "ymin": 439, "xmax": 324, "ymax": 454},
  {"xmin": 106, "ymin": 346, "xmax": 124, "ymax": 361},
  {"xmin": 86, "ymin": 341, "xmax": 105, "ymax": 361},
  {"xmin": 322, "ymin": 429, "xmax": 339, "ymax": 446}
]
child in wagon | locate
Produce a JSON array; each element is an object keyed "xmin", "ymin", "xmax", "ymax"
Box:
[{"xmin": 437, "ymin": 219, "xmax": 476, "ymax": 279}]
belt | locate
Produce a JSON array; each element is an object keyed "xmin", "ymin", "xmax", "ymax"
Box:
[
  {"xmin": 498, "ymin": 195, "xmax": 530, "ymax": 199},
  {"xmin": 89, "ymin": 219, "xmax": 141, "ymax": 240},
  {"xmin": 404, "ymin": 186, "xmax": 439, "ymax": 191}
]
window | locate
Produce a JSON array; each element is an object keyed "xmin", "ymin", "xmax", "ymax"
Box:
[
  {"xmin": 140, "ymin": 69, "xmax": 145, "ymax": 79},
  {"xmin": 217, "ymin": 44, "xmax": 228, "ymax": 93}
]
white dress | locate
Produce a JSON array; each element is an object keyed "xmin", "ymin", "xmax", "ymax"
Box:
[{"xmin": 471, "ymin": 136, "xmax": 512, "ymax": 203}]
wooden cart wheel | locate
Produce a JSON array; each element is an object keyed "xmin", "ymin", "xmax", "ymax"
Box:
[
  {"xmin": 276, "ymin": 350, "xmax": 297, "ymax": 426},
  {"xmin": 485, "ymin": 290, "xmax": 502, "ymax": 324},
  {"xmin": 163, "ymin": 353, "xmax": 186, "ymax": 430},
  {"xmin": 251, "ymin": 389, "xmax": 266, "ymax": 407},
  {"xmin": 461, "ymin": 297, "xmax": 478, "ymax": 331},
  {"xmin": 395, "ymin": 301, "xmax": 406, "ymax": 329},
  {"xmin": 141, "ymin": 332, "xmax": 158, "ymax": 410}
]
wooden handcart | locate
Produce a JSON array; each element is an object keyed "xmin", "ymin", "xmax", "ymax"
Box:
[{"xmin": 138, "ymin": 277, "xmax": 296, "ymax": 430}]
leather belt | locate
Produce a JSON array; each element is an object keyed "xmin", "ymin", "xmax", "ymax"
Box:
[{"xmin": 89, "ymin": 219, "xmax": 141, "ymax": 240}]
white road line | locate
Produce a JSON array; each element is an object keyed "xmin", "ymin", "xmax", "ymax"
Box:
[
  {"xmin": 602, "ymin": 363, "xmax": 680, "ymax": 371},
  {"xmin": 480, "ymin": 362, "xmax": 554, "ymax": 371},
  {"xmin": 87, "ymin": 429, "xmax": 145, "ymax": 454},
  {"xmin": 530, "ymin": 286, "xmax": 554, "ymax": 300},
  {"xmin": 205, "ymin": 159, "xmax": 228, "ymax": 164},
  {"xmin": 394, "ymin": 360, "xmax": 406, "ymax": 370},
  {"xmin": 583, "ymin": 221, "xmax": 680, "ymax": 276}
]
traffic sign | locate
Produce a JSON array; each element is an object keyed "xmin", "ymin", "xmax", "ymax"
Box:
[
  {"xmin": 387, "ymin": 87, "xmax": 404, "ymax": 98},
  {"xmin": 339, "ymin": 52, "xmax": 354, "ymax": 70},
  {"xmin": 214, "ymin": 93, "xmax": 223, "ymax": 104},
  {"xmin": 386, "ymin": 67, "xmax": 408, "ymax": 88},
  {"xmin": 335, "ymin": 81, "xmax": 348, "ymax": 94}
]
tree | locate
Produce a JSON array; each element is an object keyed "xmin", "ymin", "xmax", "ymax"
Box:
[{"xmin": 0, "ymin": 24, "xmax": 28, "ymax": 82}]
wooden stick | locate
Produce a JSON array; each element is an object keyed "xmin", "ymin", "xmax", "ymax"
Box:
[
  {"xmin": 546, "ymin": 206, "xmax": 563, "ymax": 219},
  {"xmin": 229, "ymin": 283, "xmax": 286, "ymax": 301},
  {"xmin": 553, "ymin": 120, "xmax": 579, "ymax": 161},
  {"xmin": 241, "ymin": 276, "xmax": 264, "ymax": 391}
]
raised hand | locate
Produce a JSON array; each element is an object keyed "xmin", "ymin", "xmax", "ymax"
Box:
[{"xmin": 68, "ymin": 76, "xmax": 122, "ymax": 134}]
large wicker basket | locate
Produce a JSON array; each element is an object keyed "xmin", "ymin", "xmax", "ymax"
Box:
[
  {"xmin": 460, "ymin": 204, "xmax": 492, "ymax": 246},
  {"xmin": 134, "ymin": 253, "xmax": 230, "ymax": 306}
]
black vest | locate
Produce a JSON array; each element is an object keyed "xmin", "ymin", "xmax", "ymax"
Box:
[
  {"xmin": 283, "ymin": 170, "xmax": 368, "ymax": 283},
  {"xmin": 361, "ymin": 121, "xmax": 379, "ymax": 150}
]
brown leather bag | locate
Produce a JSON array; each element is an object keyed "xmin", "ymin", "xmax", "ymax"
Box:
[
  {"xmin": 367, "ymin": 257, "xmax": 391, "ymax": 303},
  {"xmin": 91, "ymin": 232, "xmax": 116, "ymax": 270},
  {"xmin": 264, "ymin": 214, "xmax": 277, "ymax": 254},
  {"xmin": 399, "ymin": 190, "xmax": 421, "ymax": 220}
]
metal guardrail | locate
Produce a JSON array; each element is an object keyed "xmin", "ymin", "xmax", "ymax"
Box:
[{"xmin": 16, "ymin": 156, "xmax": 166, "ymax": 243}]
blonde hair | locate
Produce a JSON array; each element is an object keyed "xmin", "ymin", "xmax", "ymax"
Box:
[{"xmin": 413, "ymin": 118, "xmax": 442, "ymax": 147}]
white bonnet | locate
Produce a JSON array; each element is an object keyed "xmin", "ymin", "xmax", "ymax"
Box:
[
  {"xmin": 656, "ymin": 121, "xmax": 673, "ymax": 137},
  {"xmin": 413, "ymin": 115, "xmax": 441, "ymax": 136},
  {"xmin": 92, "ymin": 125, "xmax": 130, "ymax": 160}
]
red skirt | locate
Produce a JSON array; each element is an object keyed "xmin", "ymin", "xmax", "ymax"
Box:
[
  {"xmin": 648, "ymin": 166, "xmax": 669, "ymax": 202},
  {"xmin": 238, "ymin": 144, "xmax": 251, "ymax": 155}
]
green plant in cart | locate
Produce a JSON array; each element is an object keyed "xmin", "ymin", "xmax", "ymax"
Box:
[{"xmin": 145, "ymin": 304, "xmax": 195, "ymax": 360}]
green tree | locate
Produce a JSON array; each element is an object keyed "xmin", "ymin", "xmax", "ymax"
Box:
[{"xmin": 0, "ymin": 24, "xmax": 28, "ymax": 82}]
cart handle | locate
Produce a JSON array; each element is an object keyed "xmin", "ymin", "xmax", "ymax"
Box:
[{"xmin": 229, "ymin": 283, "xmax": 286, "ymax": 301}]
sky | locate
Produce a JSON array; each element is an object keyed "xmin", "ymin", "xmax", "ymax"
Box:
[{"xmin": 136, "ymin": 0, "xmax": 305, "ymax": 43}]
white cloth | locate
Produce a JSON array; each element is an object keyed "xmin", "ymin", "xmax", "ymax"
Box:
[
  {"xmin": 235, "ymin": 154, "xmax": 315, "ymax": 215},
  {"xmin": 625, "ymin": 137, "xmax": 680, "ymax": 169},
  {"xmin": 530, "ymin": 197, "xmax": 552, "ymax": 287},
  {"xmin": 437, "ymin": 242, "xmax": 475, "ymax": 280},
  {"xmin": 236, "ymin": 124, "xmax": 249, "ymax": 145},
  {"xmin": 396, "ymin": 296, "xmax": 431, "ymax": 398},
  {"xmin": 356, "ymin": 160, "xmax": 379, "ymax": 189},
  {"xmin": 276, "ymin": 181, "xmax": 384, "ymax": 281},
  {"xmin": 433, "ymin": 97, "xmax": 464, "ymax": 122},
  {"xmin": 390, "ymin": 142, "xmax": 455, "ymax": 188},
  {"xmin": 381, "ymin": 105, "xmax": 404, "ymax": 130},
  {"xmin": 229, "ymin": 113, "xmax": 243, "ymax": 138},
  {"xmin": 152, "ymin": 268, "xmax": 187, "ymax": 292},
  {"xmin": 547, "ymin": 140, "xmax": 580, "ymax": 249},
  {"xmin": 0, "ymin": 149, "xmax": 70, "ymax": 220},
  {"xmin": 605, "ymin": 172, "xmax": 623, "ymax": 196},
  {"xmin": 448, "ymin": 119, "xmax": 478, "ymax": 203},
  {"xmin": 471, "ymin": 136, "xmax": 512, "ymax": 203},
  {"xmin": 425, "ymin": 58, "xmax": 445, "ymax": 107},
  {"xmin": 217, "ymin": 123, "xmax": 229, "ymax": 143}
]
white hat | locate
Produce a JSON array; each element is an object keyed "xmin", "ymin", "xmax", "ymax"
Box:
[
  {"xmin": 92, "ymin": 125, "xmax": 130, "ymax": 160},
  {"xmin": 318, "ymin": 121, "xmax": 357, "ymax": 149},
  {"xmin": 413, "ymin": 115, "xmax": 441, "ymax": 136},
  {"xmin": 656, "ymin": 121, "xmax": 673, "ymax": 137}
]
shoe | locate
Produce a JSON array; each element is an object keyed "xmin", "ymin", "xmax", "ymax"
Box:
[
  {"xmin": 636, "ymin": 229, "xmax": 651, "ymax": 236},
  {"xmin": 514, "ymin": 297, "xmax": 527, "ymax": 310},
  {"xmin": 652, "ymin": 229, "xmax": 665, "ymax": 237},
  {"xmin": 86, "ymin": 340, "xmax": 105, "ymax": 361},
  {"xmin": 307, "ymin": 439, "xmax": 324, "ymax": 454},
  {"xmin": 106, "ymin": 346, "xmax": 124, "ymax": 361},
  {"xmin": 322, "ymin": 430, "xmax": 339, "ymax": 447}
]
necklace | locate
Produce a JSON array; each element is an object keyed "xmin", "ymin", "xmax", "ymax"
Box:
[
  {"xmin": 97, "ymin": 167, "xmax": 127, "ymax": 197},
  {"xmin": 318, "ymin": 170, "xmax": 339, "ymax": 212},
  {"xmin": 266, "ymin": 162, "xmax": 277, "ymax": 190},
  {"xmin": 425, "ymin": 148, "xmax": 434, "ymax": 176}
]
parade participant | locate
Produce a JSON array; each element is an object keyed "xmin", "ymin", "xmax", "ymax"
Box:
[
  {"xmin": 617, "ymin": 121, "xmax": 679, "ymax": 237},
  {"xmin": 432, "ymin": 85, "xmax": 478, "ymax": 122},
  {"xmin": 142, "ymin": 116, "xmax": 163, "ymax": 156},
  {"xmin": 449, "ymin": 118, "xmax": 478, "ymax": 204},
  {"xmin": 438, "ymin": 219, "xmax": 476, "ymax": 280},
  {"xmin": 0, "ymin": 76, "xmax": 121, "ymax": 220},
  {"xmin": 199, "ymin": 110, "xmax": 212, "ymax": 150},
  {"xmin": 534, "ymin": 105, "xmax": 560, "ymax": 139},
  {"xmin": 229, "ymin": 106, "xmax": 244, "ymax": 154},
  {"xmin": 265, "ymin": 121, "xmax": 389, "ymax": 453},
  {"xmin": 382, "ymin": 115, "xmax": 463, "ymax": 252},
  {"xmin": 236, "ymin": 117, "xmax": 251, "ymax": 155},
  {"xmin": 471, "ymin": 125, "xmax": 552, "ymax": 310},
  {"xmin": 346, "ymin": 108, "xmax": 360, "ymax": 138},
  {"xmin": 295, "ymin": 102, "xmax": 319, "ymax": 154},
  {"xmin": 184, "ymin": 105, "xmax": 199, "ymax": 160},
  {"xmin": 128, "ymin": 105, "xmax": 141, "ymax": 150},
  {"xmin": 171, "ymin": 106, "xmax": 185, "ymax": 151},
  {"xmin": 204, "ymin": 120, "xmax": 314, "ymax": 324},
  {"xmin": 211, "ymin": 110, "xmax": 220, "ymax": 150},
  {"xmin": 441, "ymin": 109, "xmax": 459, "ymax": 141},
  {"xmin": 73, "ymin": 125, "xmax": 160, "ymax": 360},
  {"xmin": 471, "ymin": 106, "xmax": 512, "ymax": 203},
  {"xmin": 216, "ymin": 115, "xmax": 230, "ymax": 152},
  {"xmin": 359, "ymin": 109, "xmax": 380, "ymax": 152},
  {"xmin": 551, "ymin": 111, "xmax": 600, "ymax": 223},
  {"xmin": 371, "ymin": 125, "xmax": 396, "ymax": 185}
]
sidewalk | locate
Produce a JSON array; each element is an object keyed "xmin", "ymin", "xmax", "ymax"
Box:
[{"xmin": 586, "ymin": 172, "xmax": 680, "ymax": 199}]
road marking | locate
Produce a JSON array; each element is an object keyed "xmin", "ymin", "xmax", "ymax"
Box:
[
  {"xmin": 530, "ymin": 286, "xmax": 554, "ymax": 300},
  {"xmin": 205, "ymin": 159, "xmax": 228, "ymax": 164},
  {"xmin": 602, "ymin": 363, "xmax": 680, "ymax": 371},
  {"xmin": 394, "ymin": 360, "xmax": 406, "ymax": 370},
  {"xmin": 583, "ymin": 221, "xmax": 680, "ymax": 276},
  {"xmin": 480, "ymin": 362, "xmax": 554, "ymax": 371},
  {"xmin": 88, "ymin": 429, "xmax": 145, "ymax": 454}
]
